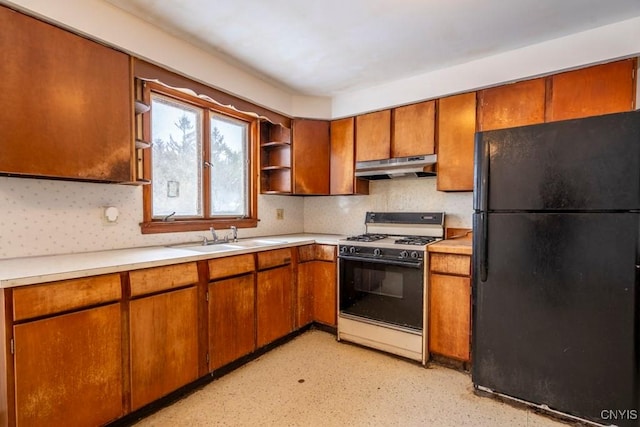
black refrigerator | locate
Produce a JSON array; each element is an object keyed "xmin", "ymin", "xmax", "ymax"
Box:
[{"xmin": 472, "ymin": 110, "xmax": 640, "ymax": 426}]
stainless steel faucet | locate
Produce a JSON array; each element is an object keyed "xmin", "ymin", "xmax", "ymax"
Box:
[
  {"xmin": 202, "ymin": 226, "xmax": 230, "ymax": 245},
  {"xmin": 230, "ymin": 226, "xmax": 238, "ymax": 242}
]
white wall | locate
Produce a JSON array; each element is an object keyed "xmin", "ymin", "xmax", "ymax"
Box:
[
  {"xmin": 332, "ymin": 16, "xmax": 640, "ymax": 117},
  {"xmin": 304, "ymin": 178, "xmax": 473, "ymax": 236},
  {"xmin": 0, "ymin": 177, "xmax": 304, "ymax": 259}
]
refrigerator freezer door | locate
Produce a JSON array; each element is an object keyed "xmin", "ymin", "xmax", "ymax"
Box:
[
  {"xmin": 474, "ymin": 110, "xmax": 640, "ymax": 212},
  {"xmin": 472, "ymin": 212, "xmax": 639, "ymax": 425}
]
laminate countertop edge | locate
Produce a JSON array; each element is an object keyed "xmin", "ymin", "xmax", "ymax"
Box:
[
  {"xmin": 428, "ymin": 239, "xmax": 473, "ymax": 255},
  {"xmin": 0, "ymin": 233, "xmax": 345, "ymax": 288}
]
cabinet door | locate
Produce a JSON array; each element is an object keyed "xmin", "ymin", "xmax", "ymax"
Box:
[
  {"xmin": 130, "ymin": 287, "xmax": 199, "ymax": 410},
  {"xmin": 296, "ymin": 262, "xmax": 315, "ymax": 328},
  {"xmin": 330, "ymin": 117, "xmax": 369, "ymax": 195},
  {"xmin": 257, "ymin": 265, "xmax": 293, "ymax": 347},
  {"xmin": 436, "ymin": 92, "xmax": 477, "ymax": 192},
  {"xmin": 292, "ymin": 119, "xmax": 330, "ymax": 195},
  {"xmin": 429, "ymin": 273, "xmax": 471, "ymax": 361},
  {"xmin": 477, "ymin": 78, "xmax": 546, "ymax": 131},
  {"xmin": 392, "ymin": 100, "xmax": 435, "ymax": 157},
  {"xmin": 14, "ymin": 304, "xmax": 123, "ymax": 427},
  {"xmin": 313, "ymin": 261, "xmax": 337, "ymax": 327},
  {"xmin": 0, "ymin": 6, "xmax": 132, "ymax": 182},
  {"xmin": 209, "ymin": 274, "xmax": 256, "ymax": 370},
  {"xmin": 355, "ymin": 110, "xmax": 391, "ymax": 162},
  {"xmin": 546, "ymin": 59, "xmax": 635, "ymax": 122}
]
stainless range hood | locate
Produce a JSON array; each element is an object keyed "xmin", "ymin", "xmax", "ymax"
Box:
[{"xmin": 355, "ymin": 154, "xmax": 437, "ymax": 180}]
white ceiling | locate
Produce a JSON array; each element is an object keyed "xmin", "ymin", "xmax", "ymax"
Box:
[{"xmin": 105, "ymin": 0, "xmax": 640, "ymax": 97}]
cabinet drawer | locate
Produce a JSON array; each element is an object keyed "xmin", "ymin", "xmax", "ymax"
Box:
[
  {"xmin": 430, "ymin": 253, "xmax": 471, "ymax": 276},
  {"xmin": 129, "ymin": 262, "xmax": 198, "ymax": 297},
  {"xmin": 13, "ymin": 274, "xmax": 122, "ymax": 321},
  {"xmin": 257, "ymin": 248, "xmax": 292, "ymax": 270},
  {"xmin": 314, "ymin": 244, "xmax": 336, "ymax": 262},
  {"xmin": 298, "ymin": 245, "xmax": 315, "ymax": 263},
  {"xmin": 209, "ymin": 254, "xmax": 255, "ymax": 280}
]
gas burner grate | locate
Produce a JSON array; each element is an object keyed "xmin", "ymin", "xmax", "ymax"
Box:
[
  {"xmin": 394, "ymin": 236, "xmax": 437, "ymax": 245},
  {"xmin": 345, "ymin": 233, "xmax": 387, "ymax": 242}
]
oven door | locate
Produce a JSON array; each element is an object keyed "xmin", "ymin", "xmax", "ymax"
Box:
[{"xmin": 338, "ymin": 255, "xmax": 424, "ymax": 331}]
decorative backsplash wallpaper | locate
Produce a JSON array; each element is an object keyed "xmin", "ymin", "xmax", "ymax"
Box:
[
  {"xmin": 0, "ymin": 177, "xmax": 304, "ymax": 259},
  {"xmin": 303, "ymin": 177, "xmax": 473, "ymax": 236},
  {"xmin": 0, "ymin": 175, "xmax": 472, "ymax": 259}
]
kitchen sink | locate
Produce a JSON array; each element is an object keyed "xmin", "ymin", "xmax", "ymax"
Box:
[
  {"xmin": 174, "ymin": 243, "xmax": 243, "ymax": 253},
  {"xmin": 169, "ymin": 238, "xmax": 289, "ymax": 253},
  {"xmin": 231, "ymin": 239, "xmax": 288, "ymax": 247}
]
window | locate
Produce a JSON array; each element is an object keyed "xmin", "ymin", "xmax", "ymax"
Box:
[{"xmin": 140, "ymin": 82, "xmax": 258, "ymax": 233}]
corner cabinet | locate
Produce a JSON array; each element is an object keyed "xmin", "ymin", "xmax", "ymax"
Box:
[
  {"xmin": 292, "ymin": 119, "xmax": 330, "ymax": 195},
  {"xmin": 296, "ymin": 244, "xmax": 338, "ymax": 328},
  {"xmin": 260, "ymin": 122, "xmax": 292, "ymax": 194},
  {"xmin": 0, "ymin": 6, "xmax": 134, "ymax": 183}
]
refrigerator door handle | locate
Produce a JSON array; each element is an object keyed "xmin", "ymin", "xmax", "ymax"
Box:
[
  {"xmin": 475, "ymin": 212, "xmax": 488, "ymax": 282},
  {"xmin": 473, "ymin": 132, "xmax": 490, "ymax": 211}
]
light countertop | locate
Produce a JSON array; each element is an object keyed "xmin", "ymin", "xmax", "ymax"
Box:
[
  {"xmin": 0, "ymin": 233, "xmax": 344, "ymax": 288},
  {"xmin": 428, "ymin": 237, "xmax": 473, "ymax": 255}
]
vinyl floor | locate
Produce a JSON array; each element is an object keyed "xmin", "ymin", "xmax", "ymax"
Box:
[{"xmin": 134, "ymin": 329, "xmax": 570, "ymax": 426}]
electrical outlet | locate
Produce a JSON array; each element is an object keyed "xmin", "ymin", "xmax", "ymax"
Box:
[{"xmin": 276, "ymin": 208, "xmax": 284, "ymax": 220}]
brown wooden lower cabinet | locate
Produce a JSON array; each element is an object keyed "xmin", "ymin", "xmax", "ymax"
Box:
[
  {"xmin": 296, "ymin": 244, "xmax": 337, "ymax": 328},
  {"xmin": 428, "ymin": 252, "xmax": 472, "ymax": 362},
  {"xmin": 313, "ymin": 260, "xmax": 337, "ymax": 327},
  {"xmin": 13, "ymin": 303, "xmax": 123, "ymax": 427},
  {"xmin": 296, "ymin": 260, "xmax": 315, "ymax": 328},
  {"xmin": 257, "ymin": 263, "xmax": 294, "ymax": 347},
  {"xmin": 3, "ymin": 243, "xmax": 338, "ymax": 425},
  {"xmin": 129, "ymin": 286, "xmax": 199, "ymax": 410},
  {"xmin": 209, "ymin": 274, "xmax": 256, "ymax": 370}
]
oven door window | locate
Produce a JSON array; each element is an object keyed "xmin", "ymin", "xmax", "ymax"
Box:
[{"xmin": 339, "ymin": 257, "xmax": 423, "ymax": 331}]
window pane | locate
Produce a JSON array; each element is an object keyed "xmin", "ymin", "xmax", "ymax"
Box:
[
  {"xmin": 150, "ymin": 94, "xmax": 203, "ymax": 218},
  {"xmin": 210, "ymin": 114, "xmax": 248, "ymax": 216}
]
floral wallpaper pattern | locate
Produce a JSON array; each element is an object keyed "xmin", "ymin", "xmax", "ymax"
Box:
[{"xmin": 0, "ymin": 175, "xmax": 471, "ymax": 259}]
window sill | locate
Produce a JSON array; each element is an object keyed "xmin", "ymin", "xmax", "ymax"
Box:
[{"xmin": 140, "ymin": 218, "xmax": 258, "ymax": 234}]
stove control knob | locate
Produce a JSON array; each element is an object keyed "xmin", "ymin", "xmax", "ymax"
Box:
[
  {"xmin": 410, "ymin": 251, "xmax": 419, "ymax": 259},
  {"xmin": 399, "ymin": 250, "xmax": 409, "ymax": 259},
  {"xmin": 340, "ymin": 246, "xmax": 347, "ymax": 254},
  {"xmin": 373, "ymin": 248, "xmax": 382, "ymax": 257},
  {"xmin": 349, "ymin": 246, "xmax": 357, "ymax": 254}
]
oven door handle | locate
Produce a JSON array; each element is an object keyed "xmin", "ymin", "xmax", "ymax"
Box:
[{"xmin": 338, "ymin": 255, "xmax": 423, "ymax": 269}]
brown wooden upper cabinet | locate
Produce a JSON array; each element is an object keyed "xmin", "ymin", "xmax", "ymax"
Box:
[
  {"xmin": 292, "ymin": 119, "xmax": 330, "ymax": 195},
  {"xmin": 392, "ymin": 100, "xmax": 436, "ymax": 157},
  {"xmin": 436, "ymin": 92, "xmax": 477, "ymax": 192},
  {"xmin": 330, "ymin": 117, "xmax": 369, "ymax": 195},
  {"xmin": 545, "ymin": 59, "xmax": 636, "ymax": 122},
  {"xmin": 355, "ymin": 110, "xmax": 392, "ymax": 162},
  {"xmin": 477, "ymin": 78, "xmax": 546, "ymax": 132},
  {"xmin": 0, "ymin": 6, "xmax": 133, "ymax": 183}
]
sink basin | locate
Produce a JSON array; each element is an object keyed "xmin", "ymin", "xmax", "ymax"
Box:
[
  {"xmin": 176, "ymin": 243, "xmax": 242, "ymax": 253},
  {"xmin": 231, "ymin": 239, "xmax": 287, "ymax": 247}
]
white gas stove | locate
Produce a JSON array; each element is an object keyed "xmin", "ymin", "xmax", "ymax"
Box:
[{"xmin": 337, "ymin": 212, "xmax": 444, "ymax": 364}]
